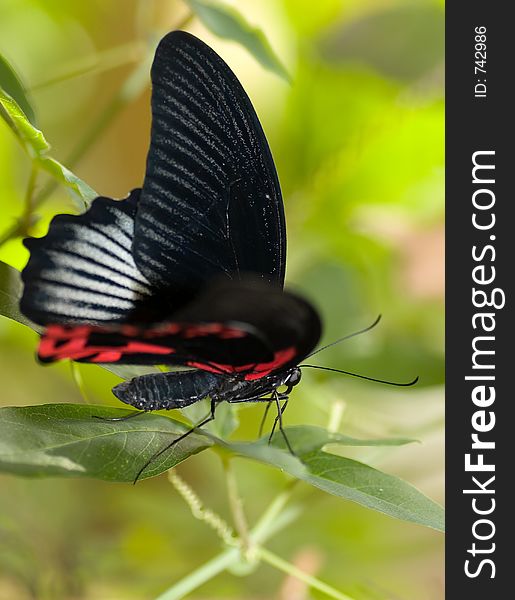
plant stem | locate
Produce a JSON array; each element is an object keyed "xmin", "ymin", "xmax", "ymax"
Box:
[
  {"xmin": 0, "ymin": 52, "xmax": 154, "ymax": 248},
  {"xmin": 223, "ymin": 458, "xmax": 251, "ymax": 555},
  {"xmin": 154, "ymin": 547, "xmax": 240, "ymax": 600},
  {"xmin": 251, "ymin": 480, "xmax": 297, "ymax": 544},
  {"xmin": 21, "ymin": 165, "xmax": 39, "ymax": 236},
  {"xmin": 29, "ymin": 41, "xmax": 146, "ymax": 91},
  {"xmin": 155, "ymin": 502, "xmax": 352, "ymax": 600},
  {"xmin": 157, "ymin": 482, "xmax": 303, "ymax": 600},
  {"xmin": 0, "ymin": 102, "xmax": 22, "ymax": 142},
  {"xmin": 1, "ymin": 10, "xmax": 197, "ymax": 247},
  {"xmin": 28, "ymin": 51, "xmax": 153, "ymax": 216},
  {"xmin": 176, "ymin": 10, "xmax": 195, "ymax": 31},
  {"xmin": 258, "ymin": 547, "xmax": 357, "ymax": 600},
  {"xmin": 168, "ymin": 470, "xmax": 236, "ymax": 546}
]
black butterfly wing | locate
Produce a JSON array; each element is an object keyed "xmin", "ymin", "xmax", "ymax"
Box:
[
  {"xmin": 21, "ymin": 31, "xmax": 285, "ymax": 330},
  {"xmin": 36, "ymin": 279, "xmax": 320, "ymax": 375},
  {"xmin": 172, "ymin": 279, "xmax": 321, "ymax": 376},
  {"xmin": 133, "ymin": 30, "xmax": 286, "ymax": 297},
  {"xmin": 20, "ymin": 190, "xmax": 161, "ymax": 326},
  {"xmin": 20, "ymin": 32, "xmax": 317, "ymax": 399}
]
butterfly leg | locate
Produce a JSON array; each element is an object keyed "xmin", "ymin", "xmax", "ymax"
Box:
[
  {"xmin": 258, "ymin": 400, "xmax": 273, "ymax": 437},
  {"xmin": 268, "ymin": 392, "xmax": 295, "ymax": 456},
  {"xmin": 257, "ymin": 391, "xmax": 289, "ymax": 437},
  {"xmin": 133, "ymin": 399, "xmax": 217, "ymax": 484},
  {"xmin": 267, "ymin": 394, "xmax": 287, "ymax": 440}
]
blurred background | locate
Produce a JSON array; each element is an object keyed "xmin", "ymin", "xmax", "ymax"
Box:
[{"xmin": 0, "ymin": 0, "xmax": 444, "ymax": 598}]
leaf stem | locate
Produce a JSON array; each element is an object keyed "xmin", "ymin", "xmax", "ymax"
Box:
[
  {"xmin": 0, "ymin": 102, "xmax": 21, "ymax": 142},
  {"xmin": 257, "ymin": 547, "xmax": 357, "ymax": 600}
]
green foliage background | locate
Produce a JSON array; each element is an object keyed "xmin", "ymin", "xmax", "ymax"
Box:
[{"xmin": 0, "ymin": 0, "xmax": 444, "ymax": 598}]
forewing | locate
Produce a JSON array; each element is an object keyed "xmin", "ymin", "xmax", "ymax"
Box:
[
  {"xmin": 20, "ymin": 190, "xmax": 159, "ymax": 326},
  {"xmin": 133, "ymin": 31, "xmax": 286, "ymax": 295}
]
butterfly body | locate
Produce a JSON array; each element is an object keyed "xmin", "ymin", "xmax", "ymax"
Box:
[
  {"xmin": 20, "ymin": 30, "xmax": 321, "ymax": 435},
  {"xmin": 112, "ymin": 367, "xmax": 302, "ymax": 412}
]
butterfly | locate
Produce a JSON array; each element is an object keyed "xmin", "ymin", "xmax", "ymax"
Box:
[{"xmin": 20, "ymin": 30, "xmax": 322, "ymax": 447}]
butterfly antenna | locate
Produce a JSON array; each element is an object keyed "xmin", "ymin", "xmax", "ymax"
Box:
[
  {"xmin": 306, "ymin": 314, "xmax": 382, "ymax": 359},
  {"xmin": 298, "ymin": 364, "xmax": 419, "ymax": 387}
]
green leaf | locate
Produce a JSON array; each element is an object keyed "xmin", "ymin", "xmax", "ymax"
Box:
[
  {"xmin": 0, "ymin": 260, "xmax": 40, "ymax": 330},
  {"xmin": 300, "ymin": 451, "xmax": 444, "ymax": 532},
  {"xmin": 186, "ymin": 0, "xmax": 289, "ymax": 81},
  {"xmin": 0, "ymin": 52, "xmax": 36, "ymax": 124},
  {"xmin": 220, "ymin": 426, "xmax": 444, "ymax": 531},
  {"xmin": 0, "ymin": 87, "xmax": 97, "ymax": 208},
  {"xmin": 0, "ymin": 404, "xmax": 212, "ymax": 482},
  {"xmin": 266, "ymin": 425, "xmax": 416, "ymax": 453},
  {"xmin": 0, "ymin": 87, "xmax": 48, "ymax": 156},
  {"xmin": 0, "ymin": 405, "xmax": 443, "ymax": 529},
  {"xmin": 37, "ymin": 156, "xmax": 97, "ymax": 209}
]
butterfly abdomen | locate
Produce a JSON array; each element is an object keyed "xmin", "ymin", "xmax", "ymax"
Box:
[{"xmin": 112, "ymin": 369, "xmax": 224, "ymax": 411}]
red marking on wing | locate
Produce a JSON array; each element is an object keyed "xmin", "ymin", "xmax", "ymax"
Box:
[
  {"xmin": 187, "ymin": 346, "xmax": 297, "ymax": 379},
  {"xmin": 182, "ymin": 323, "xmax": 223, "ymax": 338},
  {"xmin": 38, "ymin": 322, "xmax": 251, "ymax": 363},
  {"xmin": 90, "ymin": 351, "xmax": 124, "ymax": 363},
  {"xmin": 178, "ymin": 323, "xmax": 247, "ymax": 339},
  {"xmin": 39, "ymin": 327, "xmax": 175, "ymax": 362},
  {"xmin": 142, "ymin": 323, "xmax": 181, "ymax": 337},
  {"xmin": 218, "ymin": 329, "xmax": 247, "ymax": 339},
  {"xmin": 136, "ymin": 322, "xmax": 247, "ymax": 339},
  {"xmin": 38, "ymin": 323, "xmax": 262, "ymax": 366}
]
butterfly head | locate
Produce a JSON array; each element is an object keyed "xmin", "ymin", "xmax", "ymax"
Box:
[
  {"xmin": 282, "ymin": 367, "xmax": 301, "ymax": 388},
  {"xmin": 271, "ymin": 366, "xmax": 302, "ymax": 396}
]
